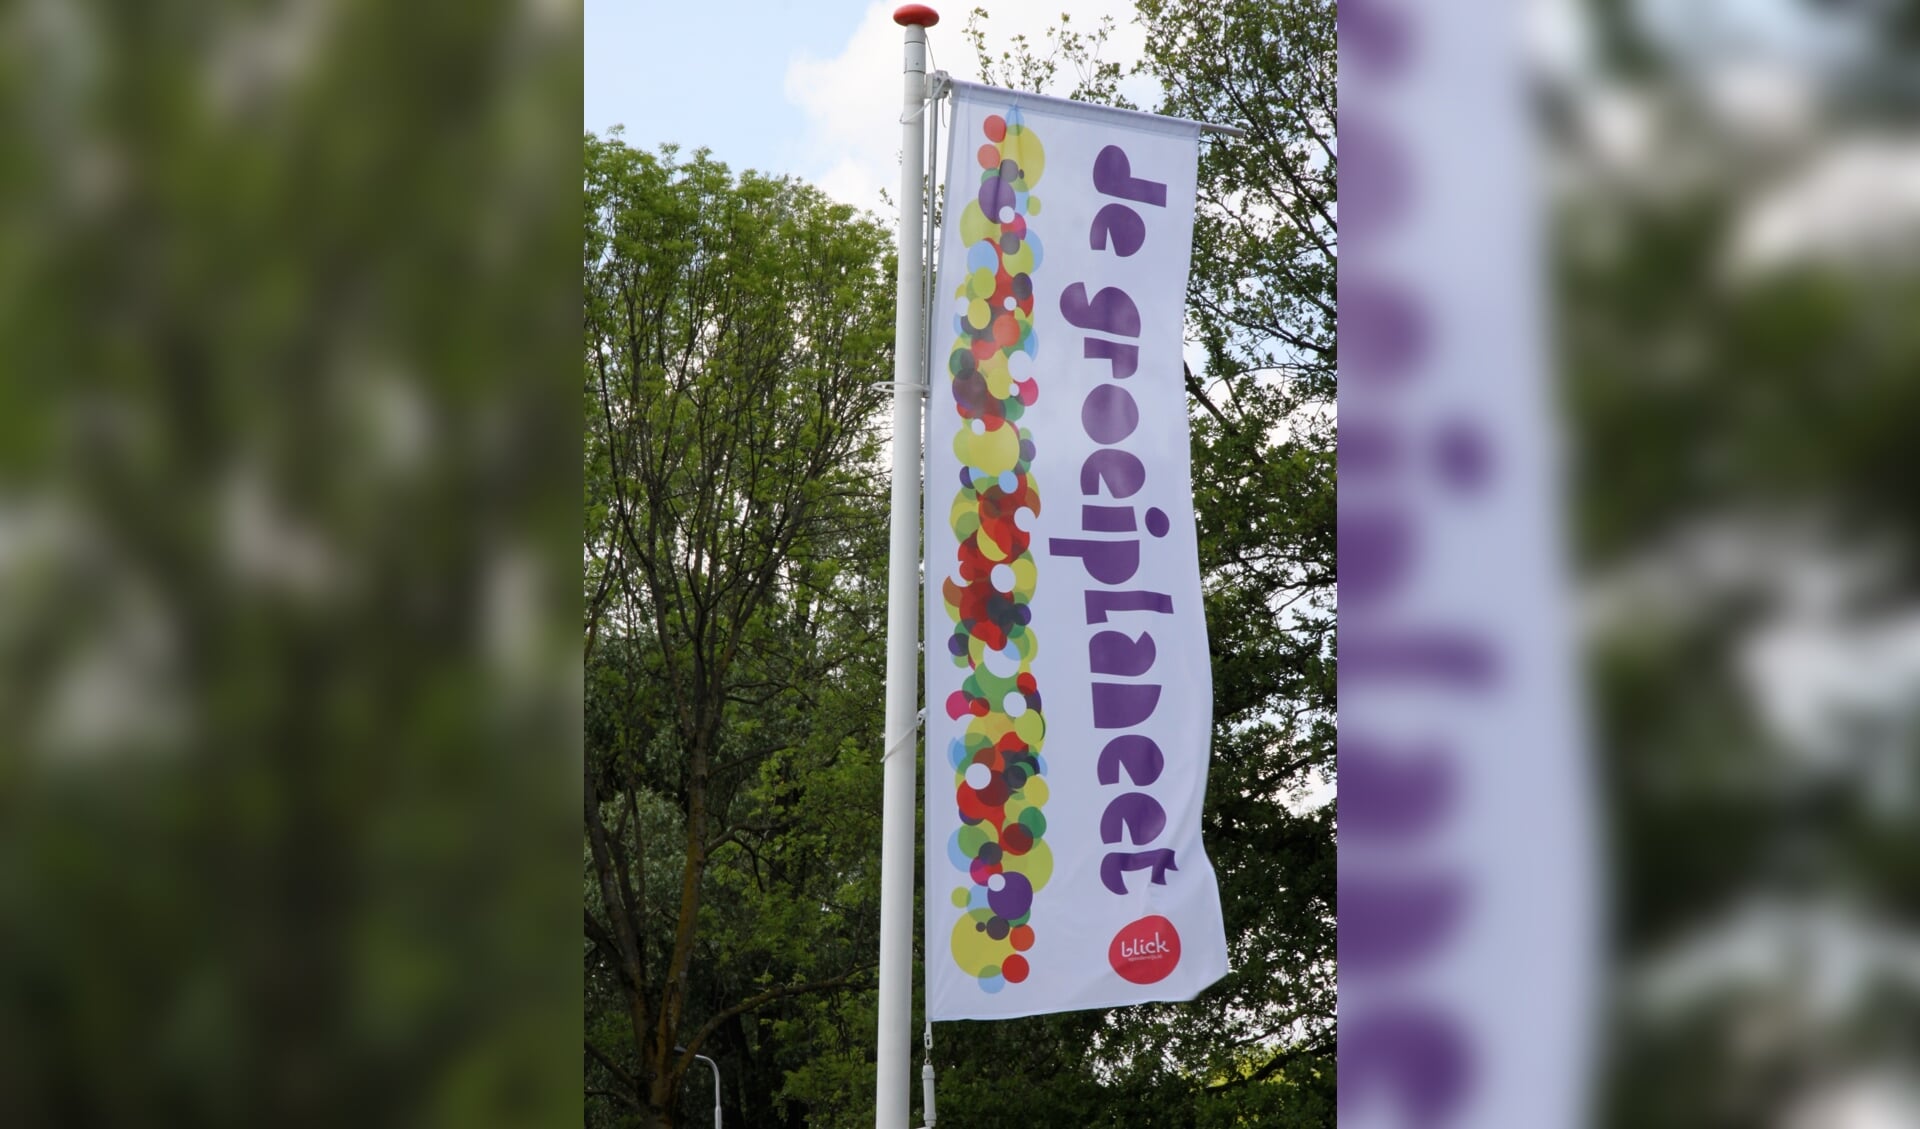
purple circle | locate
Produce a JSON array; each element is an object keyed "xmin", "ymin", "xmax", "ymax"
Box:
[
  {"xmin": 1082, "ymin": 385, "xmax": 1140, "ymax": 444},
  {"xmin": 978, "ymin": 173, "xmax": 1015, "ymax": 219},
  {"xmin": 1341, "ymin": 279, "xmax": 1428, "ymax": 383},
  {"xmin": 1342, "ymin": 0, "xmax": 1416, "ymax": 75},
  {"xmin": 1341, "ymin": 113, "xmax": 1411, "ymax": 242},
  {"xmin": 987, "ymin": 871, "xmax": 1033, "ymax": 922},
  {"xmin": 1145, "ymin": 508, "xmax": 1169, "ymax": 537},
  {"xmin": 1339, "ymin": 421, "xmax": 1402, "ymax": 477},
  {"xmin": 1434, "ymin": 420, "xmax": 1492, "ymax": 491}
]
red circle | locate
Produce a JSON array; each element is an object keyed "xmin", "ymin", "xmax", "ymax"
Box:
[
  {"xmin": 893, "ymin": 4, "xmax": 941, "ymax": 27},
  {"xmin": 977, "ymin": 144, "xmax": 999, "ymax": 170},
  {"xmin": 983, "ymin": 115, "xmax": 1007, "ymax": 143},
  {"xmin": 1009, "ymin": 925, "xmax": 1034, "ymax": 952},
  {"xmin": 957, "ymin": 789, "xmax": 995, "ymax": 824},
  {"xmin": 1000, "ymin": 954, "xmax": 1029, "ymax": 983},
  {"xmin": 1108, "ymin": 915, "xmax": 1181, "ymax": 984}
]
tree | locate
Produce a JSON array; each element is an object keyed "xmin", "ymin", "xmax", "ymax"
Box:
[
  {"xmin": 581, "ymin": 135, "xmax": 897, "ymax": 1128},
  {"xmin": 1131, "ymin": 0, "xmax": 1337, "ymax": 1106},
  {"xmin": 1550, "ymin": 2, "xmax": 1920, "ymax": 1124}
]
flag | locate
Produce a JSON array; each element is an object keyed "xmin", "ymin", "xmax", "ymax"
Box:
[{"xmin": 924, "ymin": 79, "xmax": 1227, "ymax": 1021}]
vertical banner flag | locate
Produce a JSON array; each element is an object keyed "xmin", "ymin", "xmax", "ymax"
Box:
[{"xmin": 924, "ymin": 80, "xmax": 1228, "ymax": 1021}]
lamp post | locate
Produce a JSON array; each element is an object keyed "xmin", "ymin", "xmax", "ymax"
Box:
[{"xmin": 673, "ymin": 1047, "xmax": 722, "ymax": 1129}]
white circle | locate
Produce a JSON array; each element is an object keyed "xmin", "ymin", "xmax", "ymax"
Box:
[
  {"xmin": 990, "ymin": 563, "xmax": 1015, "ymax": 592},
  {"xmin": 999, "ymin": 205, "xmax": 1014, "ymax": 222},
  {"xmin": 981, "ymin": 642, "xmax": 1021, "ymax": 677},
  {"xmin": 1002, "ymin": 692, "xmax": 1027, "ymax": 718},
  {"xmin": 965, "ymin": 763, "xmax": 992, "ymax": 790},
  {"xmin": 987, "ymin": 873, "xmax": 1006, "ymax": 892},
  {"xmin": 1013, "ymin": 506, "xmax": 1034, "ymax": 532},
  {"xmin": 1003, "ymin": 296, "xmax": 1016, "ymax": 310}
]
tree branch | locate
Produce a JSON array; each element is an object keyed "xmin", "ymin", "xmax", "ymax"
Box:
[
  {"xmin": 586, "ymin": 1039, "xmax": 639, "ymax": 1099},
  {"xmin": 681, "ymin": 966, "xmax": 874, "ymax": 1059}
]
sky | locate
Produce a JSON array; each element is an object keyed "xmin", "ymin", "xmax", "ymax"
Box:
[{"xmin": 584, "ymin": 0, "xmax": 1151, "ymax": 214}]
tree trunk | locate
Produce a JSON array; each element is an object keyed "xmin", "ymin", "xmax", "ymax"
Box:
[{"xmin": 644, "ymin": 1067, "xmax": 681, "ymax": 1129}]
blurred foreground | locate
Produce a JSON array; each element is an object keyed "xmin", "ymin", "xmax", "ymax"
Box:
[
  {"xmin": 1551, "ymin": 2, "xmax": 1920, "ymax": 1125},
  {"xmin": 1344, "ymin": 0, "xmax": 1920, "ymax": 1125},
  {"xmin": 0, "ymin": 2, "xmax": 583, "ymax": 1125}
]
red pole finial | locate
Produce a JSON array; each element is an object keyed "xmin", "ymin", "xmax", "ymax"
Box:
[{"xmin": 893, "ymin": 3, "xmax": 939, "ymax": 27}]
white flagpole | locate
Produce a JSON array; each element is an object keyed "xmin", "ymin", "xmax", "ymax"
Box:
[{"xmin": 879, "ymin": 5, "xmax": 938, "ymax": 1128}]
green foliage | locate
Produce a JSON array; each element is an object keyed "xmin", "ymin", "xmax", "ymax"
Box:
[
  {"xmin": 1554, "ymin": 4, "xmax": 1920, "ymax": 1123},
  {"xmin": 0, "ymin": 3, "xmax": 582, "ymax": 1127},
  {"xmin": 961, "ymin": 8, "xmax": 1137, "ymax": 108},
  {"xmin": 1140, "ymin": 0, "xmax": 1336, "ymax": 402},
  {"xmin": 582, "ymin": 135, "xmax": 897, "ymax": 1128},
  {"xmin": 1570, "ymin": 205, "xmax": 1920, "ymax": 1128}
]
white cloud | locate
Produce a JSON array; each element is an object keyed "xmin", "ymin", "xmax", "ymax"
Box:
[{"xmin": 785, "ymin": 1, "xmax": 1150, "ymax": 213}]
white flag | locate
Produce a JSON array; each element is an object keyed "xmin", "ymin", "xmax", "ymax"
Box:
[{"xmin": 923, "ymin": 80, "xmax": 1227, "ymax": 1021}]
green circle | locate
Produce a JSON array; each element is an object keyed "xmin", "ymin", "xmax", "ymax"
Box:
[{"xmin": 957, "ymin": 824, "xmax": 991, "ymax": 856}]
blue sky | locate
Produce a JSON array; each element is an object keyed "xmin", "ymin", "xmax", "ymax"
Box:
[
  {"xmin": 585, "ymin": 0, "xmax": 1858, "ymax": 216},
  {"xmin": 584, "ymin": 0, "xmax": 873, "ymax": 184},
  {"xmin": 584, "ymin": 0, "xmax": 1148, "ymax": 214}
]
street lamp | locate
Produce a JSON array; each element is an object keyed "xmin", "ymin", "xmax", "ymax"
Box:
[{"xmin": 672, "ymin": 1046, "xmax": 722, "ymax": 1129}]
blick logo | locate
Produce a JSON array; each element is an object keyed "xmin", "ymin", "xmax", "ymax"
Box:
[{"xmin": 1108, "ymin": 915, "xmax": 1181, "ymax": 984}]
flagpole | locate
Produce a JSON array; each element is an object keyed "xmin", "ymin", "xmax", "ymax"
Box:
[{"xmin": 879, "ymin": 5, "xmax": 938, "ymax": 1128}]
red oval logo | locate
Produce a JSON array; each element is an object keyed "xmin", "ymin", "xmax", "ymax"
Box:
[{"xmin": 1108, "ymin": 915, "xmax": 1181, "ymax": 984}]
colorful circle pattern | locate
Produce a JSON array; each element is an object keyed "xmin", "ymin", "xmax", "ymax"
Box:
[{"xmin": 941, "ymin": 109, "xmax": 1050, "ymax": 993}]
